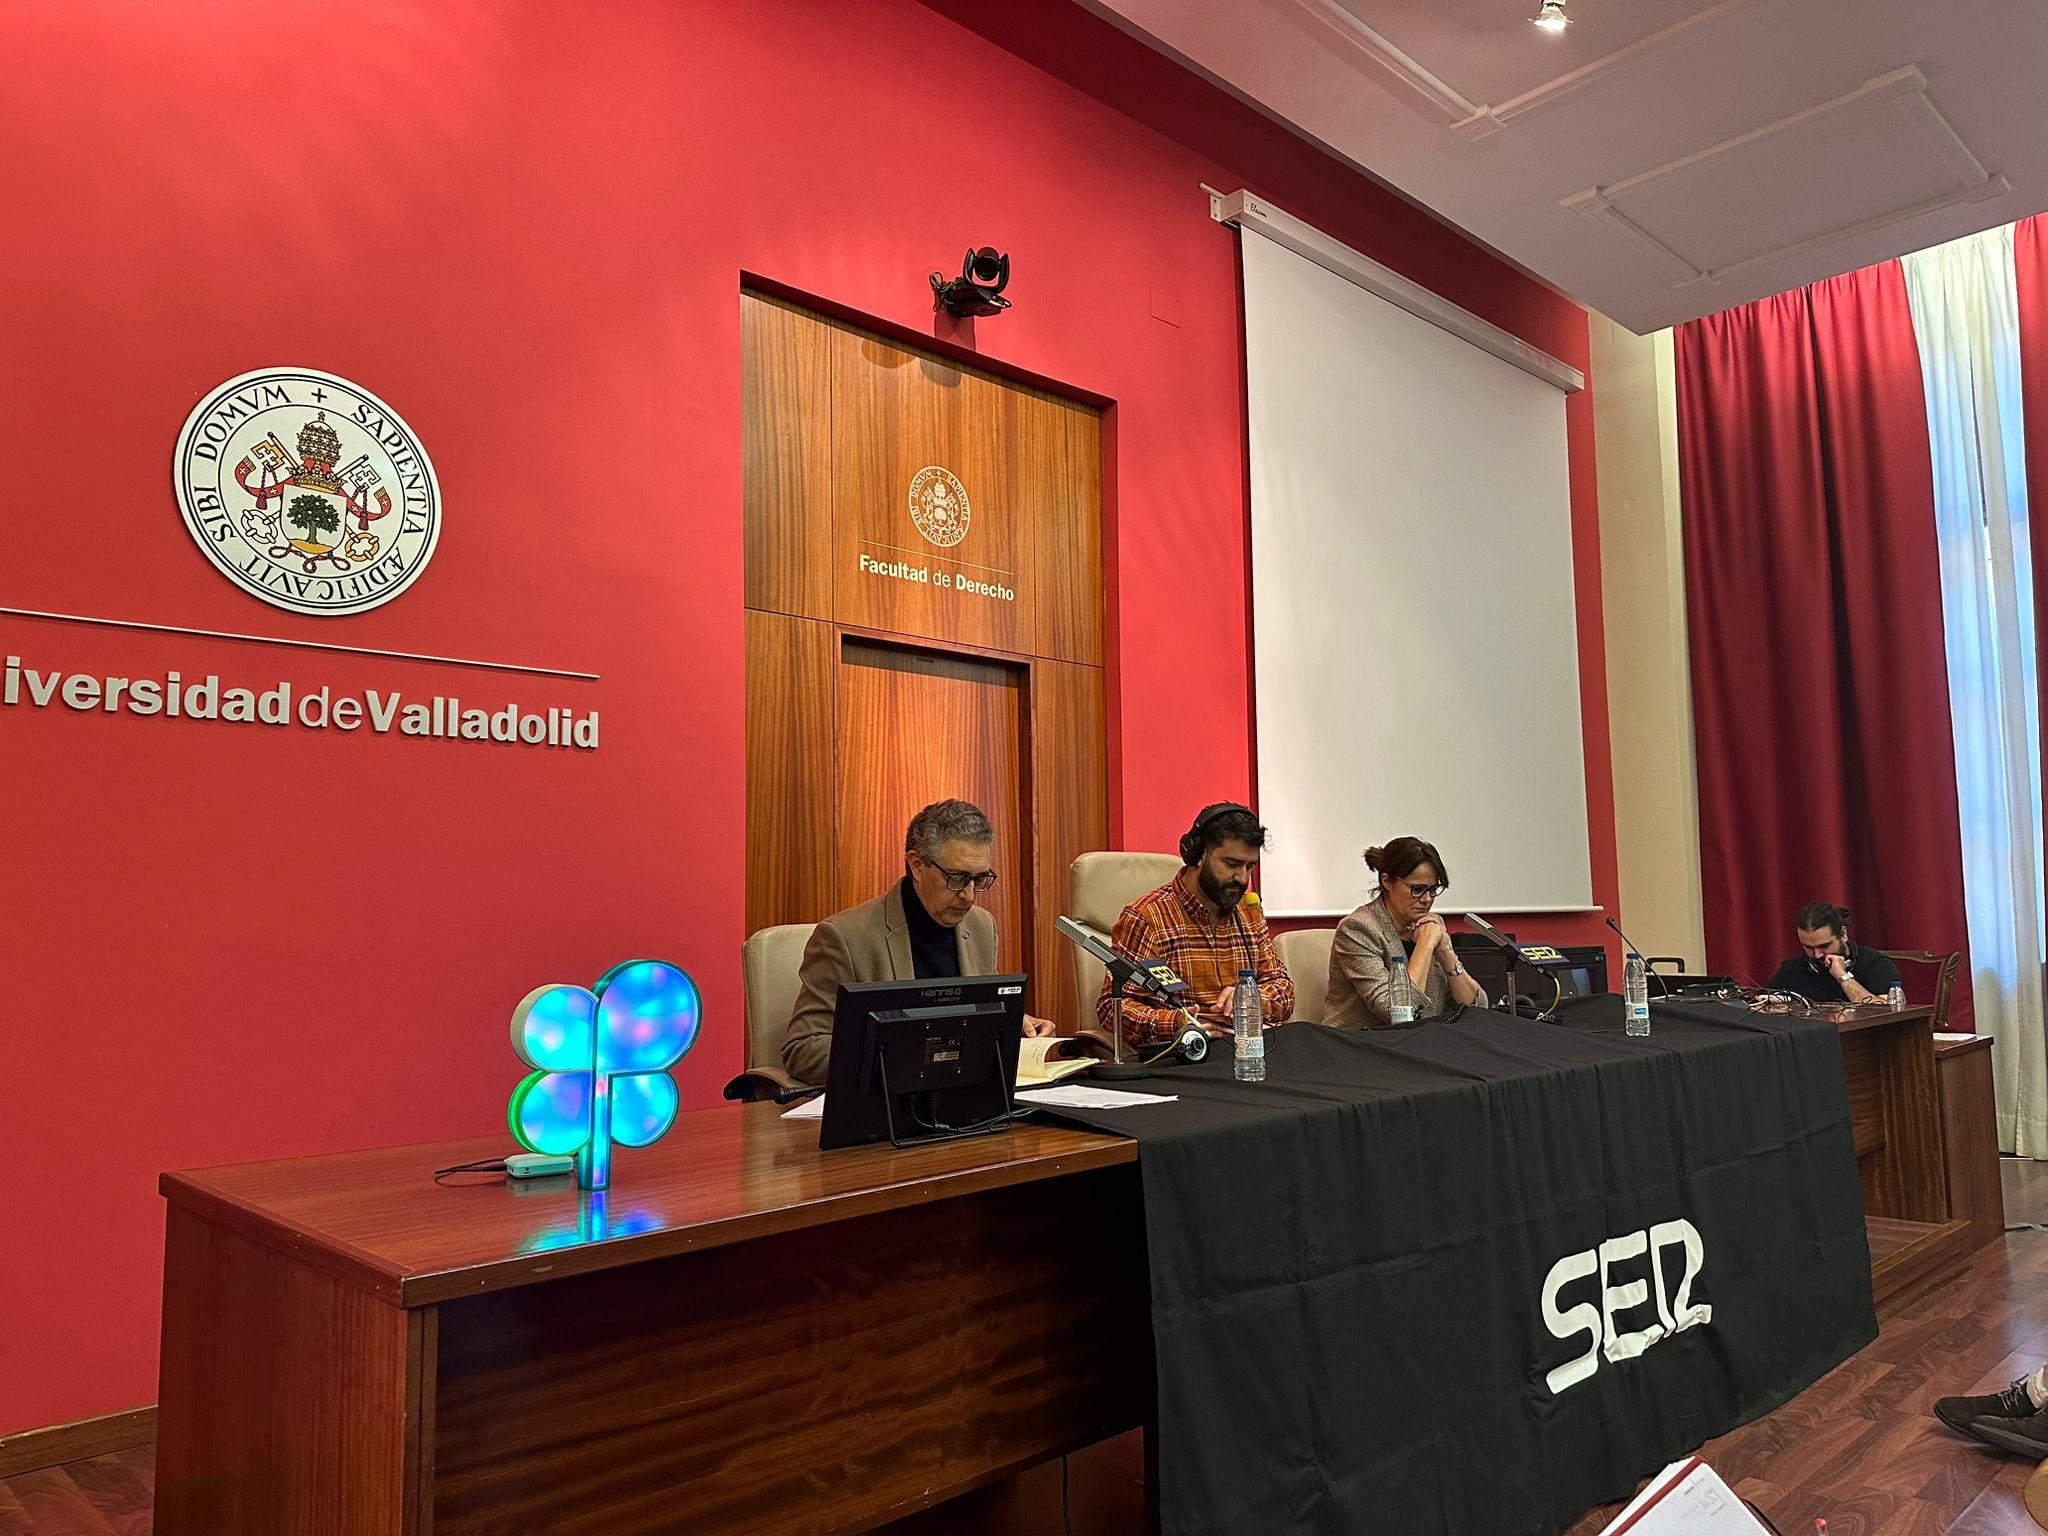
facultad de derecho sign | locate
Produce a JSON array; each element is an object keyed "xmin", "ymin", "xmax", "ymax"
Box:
[
  {"xmin": 857, "ymin": 551, "xmax": 1016, "ymax": 602},
  {"xmin": 2, "ymin": 656, "xmax": 599, "ymax": 749}
]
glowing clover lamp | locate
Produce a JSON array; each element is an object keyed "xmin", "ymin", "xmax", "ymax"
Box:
[{"xmin": 507, "ymin": 959, "xmax": 701, "ymax": 1189}]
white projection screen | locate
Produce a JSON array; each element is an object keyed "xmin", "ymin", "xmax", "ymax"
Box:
[{"xmin": 1242, "ymin": 227, "xmax": 1593, "ymax": 916}]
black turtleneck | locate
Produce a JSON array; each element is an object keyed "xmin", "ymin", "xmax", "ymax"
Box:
[{"xmin": 900, "ymin": 875, "xmax": 961, "ymax": 979}]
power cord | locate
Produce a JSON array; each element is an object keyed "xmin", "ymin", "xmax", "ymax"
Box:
[
  {"xmin": 1061, "ymin": 1453, "xmax": 1073, "ymax": 1536},
  {"xmin": 432, "ymin": 1157, "xmax": 509, "ymax": 1184}
]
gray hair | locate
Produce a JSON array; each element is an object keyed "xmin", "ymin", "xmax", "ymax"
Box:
[{"xmin": 905, "ymin": 799, "xmax": 994, "ymax": 860}]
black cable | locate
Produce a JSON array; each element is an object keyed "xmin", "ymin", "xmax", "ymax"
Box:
[
  {"xmin": 1061, "ymin": 1453, "xmax": 1074, "ymax": 1536},
  {"xmin": 432, "ymin": 1157, "xmax": 508, "ymax": 1184}
]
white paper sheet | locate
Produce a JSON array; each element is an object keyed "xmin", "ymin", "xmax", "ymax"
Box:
[{"xmin": 1015, "ymin": 1086, "xmax": 1178, "ymax": 1110}]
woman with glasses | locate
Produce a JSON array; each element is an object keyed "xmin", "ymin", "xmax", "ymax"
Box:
[{"xmin": 1323, "ymin": 836, "xmax": 1487, "ymax": 1029}]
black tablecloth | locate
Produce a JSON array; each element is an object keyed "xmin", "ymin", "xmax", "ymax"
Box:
[{"xmin": 1034, "ymin": 996, "xmax": 1875, "ymax": 1536}]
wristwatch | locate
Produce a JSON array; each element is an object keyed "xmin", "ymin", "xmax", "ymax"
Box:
[{"xmin": 1449, "ymin": 961, "xmax": 1467, "ymax": 978}]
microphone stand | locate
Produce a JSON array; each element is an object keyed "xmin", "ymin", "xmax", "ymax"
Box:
[
  {"xmin": 1094, "ymin": 980, "xmax": 1153, "ymax": 1081},
  {"xmin": 1605, "ymin": 915, "xmax": 1651, "ymax": 998}
]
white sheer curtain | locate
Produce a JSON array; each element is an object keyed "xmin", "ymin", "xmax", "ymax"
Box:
[{"xmin": 1902, "ymin": 225, "xmax": 2048, "ymax": 1155}]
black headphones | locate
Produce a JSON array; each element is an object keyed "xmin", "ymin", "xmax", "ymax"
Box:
[{"xmin": 1179, "ymin": 802, "xmax": 1256, "ymax": 866}]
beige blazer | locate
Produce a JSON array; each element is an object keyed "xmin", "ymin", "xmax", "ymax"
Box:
[
  {"xmin": 779, "ymin": 884, "xmax": 1000, "ymax": 1084},
  {"xmin": 1323, "ymin": 896, "xmax": 1485, "ymax": 1029}
]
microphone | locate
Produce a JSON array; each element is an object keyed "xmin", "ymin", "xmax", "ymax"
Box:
[
  {"xmin": 1464, "ymin": 913, "xmax": 1564, "ymax": 1021},
  {"xmin": 1604, "ymin": 913, "xmax": 1648, "ymax": 962},
  {"xmin": 1054, "ymin": 915, "xmax": 1189, "ymax": 1080},
  {"xmin": 1462, "ymin": 912, "xmax": 1533, "ymax": 968},
  {"xmin": 1605, "ymin": 914, "xmax": 1657, "ymax": 998},
  {"xmin": 1054, "ymin": 916, "xmax": 1186, "ymax": 1000}
]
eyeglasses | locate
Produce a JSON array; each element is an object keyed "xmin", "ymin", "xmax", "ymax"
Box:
[
  {"xmin": 1401, "ymin": 881, "xmax": 1444, "ymax": 900},
  {"xmin": 924, "ymin": 859, "xmax": 999, "ymax": 895}
]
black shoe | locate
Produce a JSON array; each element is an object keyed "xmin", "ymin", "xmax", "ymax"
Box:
[
  {"xmin": 1972, "ymin": 1408, "xmax": 2048, "ymax": 1460},
  {"xmin": 1935, "ymin": 1377, "xmax": 2036, "ymax": 1439}
]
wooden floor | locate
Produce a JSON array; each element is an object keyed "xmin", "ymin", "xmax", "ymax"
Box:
[
  {"xmin": 0, "ymin": 1446, "xmax": 149, "ymax": 1536},
  {"xmin": 13, "ymin": 1163, "xmax": 2048, "ymax": 1536}
]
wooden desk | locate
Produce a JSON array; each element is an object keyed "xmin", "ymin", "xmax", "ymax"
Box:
[
  {"xmin": 1820, "ymin": 1003, "xmax": 1975, "ymax": 1309},
  {"xmin": 154, "ymin": 1106, "xmax": 1151, "ymax": 1536},
  {"xmin": 1935, "ymin": 1033, "xmax": 2003, "ymax": 1252}
]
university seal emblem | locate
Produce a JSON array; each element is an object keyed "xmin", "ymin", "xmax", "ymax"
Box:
[
  {"xmin": 173, "ymin": 368, "xmax": 441, "ymax": 616},
  {"xmin": 907, "ymin": 466, "xmax": 971, "ymax": 548}
]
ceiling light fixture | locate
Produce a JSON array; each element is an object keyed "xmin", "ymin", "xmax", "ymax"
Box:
[{"xmin": 1532, "ymin": 0, "xmax": 1570, "ymax": 33}]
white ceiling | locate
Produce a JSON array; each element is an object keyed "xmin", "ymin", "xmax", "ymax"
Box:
[{"xmin": 1080, "ymin": 0, "xmax": 2048, "ymax": 332}]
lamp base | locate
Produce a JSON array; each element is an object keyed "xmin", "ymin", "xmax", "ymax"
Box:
[{"xmin": 1089, "ymin": 1060, "xmax": 1152, "ymax": 1081}]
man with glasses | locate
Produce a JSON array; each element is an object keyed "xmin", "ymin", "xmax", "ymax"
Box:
[{"xmin": 780, "ymin": 798, "xmax": 1054, "ymax": 1084}]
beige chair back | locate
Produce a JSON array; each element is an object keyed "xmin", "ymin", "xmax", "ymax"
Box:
[
  {"xmin": 1274, "ymin": 927, "xmax": 1336, "ymax": 1024},
  {"xmin": 742, "ymin": 923, "xmax": 817, "ymax": 1070},
  {"xmin": 1066, "ymin": 852, "xmax": 1183, "ymax": 1024}
]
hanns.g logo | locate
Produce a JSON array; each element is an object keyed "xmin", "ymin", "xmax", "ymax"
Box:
[{"xmin": 173, "ymin": 368, "xmax": 440, "ymax": 616}]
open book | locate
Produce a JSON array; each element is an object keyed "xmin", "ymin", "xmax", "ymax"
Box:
[
  {"xmin": 1597, "ymin": 1458, "xmax": 1773, "ymax": 1535},
  {"xmin": 1016, "ymin": 1036, "xmax": 1095, "ymax": 1087},
  {"xmin": 781, "ymin": 1036, "xmax": 1096, "ymax": 1120}
]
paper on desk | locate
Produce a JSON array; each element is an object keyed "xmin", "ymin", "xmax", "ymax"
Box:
[
  {"xmin": 1016, "ymin": 1085, "xmax": 1177, "ymax": 1109},
  {"xmin": 780, "ymin": 1095, "xmax": 825, "ymax": 1119},
  {"xmin": 1934, "ymin": 1032, "xmax": 1978, "ymax": 1043}
]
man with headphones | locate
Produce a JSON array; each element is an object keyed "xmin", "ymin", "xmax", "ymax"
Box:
[
  {"xmin": 1764, "ymin": 899, "xmax": 1902, "ymax": 1005},
  {"xmin": 1094, "ymin": 802, "xmax": 1294, "ymax": 1045}
]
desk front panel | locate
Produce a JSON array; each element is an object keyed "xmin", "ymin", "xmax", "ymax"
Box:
[{"xmin": 430, "ymin": 1164, "xmax": 1151, "ymax": 1535}]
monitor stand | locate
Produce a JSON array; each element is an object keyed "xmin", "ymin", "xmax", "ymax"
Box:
[{"xmin": 875, "ymin": 1035, "xmax": 1020, "ymax": 1150}]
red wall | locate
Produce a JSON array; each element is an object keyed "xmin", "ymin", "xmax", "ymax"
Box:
[{"xmin": 0, "ymin": 0, "xmax": 1614, "ymax": 1433}]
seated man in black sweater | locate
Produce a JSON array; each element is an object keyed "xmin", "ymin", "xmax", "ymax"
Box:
[{"xmin": 1764, "ymin": 899, "xmax": 1902, "ymax": 1005}]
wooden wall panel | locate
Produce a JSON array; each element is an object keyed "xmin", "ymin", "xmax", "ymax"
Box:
[
  {"xmin": 743, "ymin": 293, "xmax": 1106, "ymax": 1030},
  {"xmin": 744, "ymin": 610, "xmax": 835, "ymax": 936},
  {"xmin": 1028, "ymin": 400, "xmax": 1104, "ymax": 667},
  {"xmin": 836, "ymin": 639, "xmax": 1026, "ymax": 981},
  {"xmin": 832, "ymin": 332, "xmax": 1030, "ymax": 655},
  {"xmin": 1030, "ymin": 661, "xmax": 1108, "ymax": 1030},
  {"xmin": 741, "ymin": 294, "xmax": 833, "ymax": 618}
]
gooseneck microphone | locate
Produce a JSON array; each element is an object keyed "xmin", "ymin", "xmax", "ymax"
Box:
[
  {"xmin": 1606, "ymin": 914, "xmax": 1660, "ymax": 1002},
  {"xmin": 1604, "ymin": 914, "xmax": 1649, "ymax": 963},
  {"xmin": 1053, "ymin": 916, "xmax": 1183, "ymax": 1000},
  {"xmin": 1053, "ymin": 915, "xmax": 1196, "ymax": 1079}
]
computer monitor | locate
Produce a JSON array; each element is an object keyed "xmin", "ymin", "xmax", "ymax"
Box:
[
  {"xmin": 1452, "ymin": 932, "xmax": 1607, "ymax": 1011},
  {"xmin": 1553, "ymin": 943, "xmax": 1609, "ymax": 998},
  {"xmin": 818, "ymin": 974, "xmax": 1027, "ymax": 1151}
]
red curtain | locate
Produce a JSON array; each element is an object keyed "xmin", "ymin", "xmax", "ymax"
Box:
[
  {"xmin": 2017, "ymin": 217, "xmax": 2048, "ymax": 886},
  {"xmin": 1676, "ymin": 263, "xmax": 1973, "ymax": 1022}
]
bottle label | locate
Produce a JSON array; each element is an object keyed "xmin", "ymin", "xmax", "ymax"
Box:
[
  {"xmin": 1391, "ymin": 1006, "xmax": 1416, "ymax": 1025},
  {"xmin": 1239, "ymin": 1036, "xmax": 1264, "ymax": 1061},
  {"xmin": 1628, "ymin": 1004, "xmax": 1650, "ymax": 1023}
]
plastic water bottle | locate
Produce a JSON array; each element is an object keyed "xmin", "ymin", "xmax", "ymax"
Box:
[
  {"xmin": 1389, "ymin": 955, "xmax": 1417, "ymax": 1026},
  {"xmin": 1233, "ymin": 968, "xmax": 1265, "ymax": 1082},
  {"xmin": 1624, "ymin": 952, "xmax": 1650, "ymax": 1036},
  {"xmin": 1888, "ymin": 983, "xmax": 1906, "ymax": 1011}
]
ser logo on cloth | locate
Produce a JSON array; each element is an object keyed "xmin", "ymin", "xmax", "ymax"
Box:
[
  {"xmin": 1541, "ymin": 1218, "xmax": 1712, "ymax": 1393},
  {"xmin": 173, "ymin": 367, "xmax": 441, "ymax": 616}
]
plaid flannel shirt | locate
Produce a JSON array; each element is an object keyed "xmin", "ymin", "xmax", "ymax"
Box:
[{"xmin": 1095, "ymin": 869, "xmax": 1294, "ymax": 1044}]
